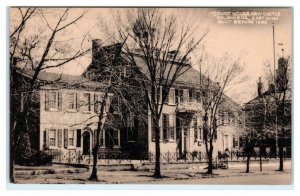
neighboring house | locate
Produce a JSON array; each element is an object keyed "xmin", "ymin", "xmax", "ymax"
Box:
[
  {"xmin": 15, "ymin": 69, "xmax": 113, "ymax": 155},
  {"xmin": 215, "ymin": 95, "xmax": 245, "ymax": 153},
  {"xmin": 84, "ymin": 39, "xmax": 244, "ymax": 159},
  {"xmin": 243, "ymin": 55, "xmax": 291, "ymax": 157}
]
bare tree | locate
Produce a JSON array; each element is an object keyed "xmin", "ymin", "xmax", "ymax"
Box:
[
  {"xmin": 100, "ymin": 8, "xmax": 208, "ymax": 178},
  {"xmin": 264, "ymin": 55, "xmax": 291, "ymax": 171},
  {"xmin": 10, "ymin": 7, "xmax": 89, "ymax": 182},
  {"xmin": 80, "ymin": 39, "xmax": 148, "ymax": 181},
  {"xmin": 199, "ymin": 54, "xmax": 242, "ymax": 174}
]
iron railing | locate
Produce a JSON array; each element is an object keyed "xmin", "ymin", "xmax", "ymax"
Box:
[{"xmin": 46, "ymin": 149, "xmax": 291, "ymax": 165}]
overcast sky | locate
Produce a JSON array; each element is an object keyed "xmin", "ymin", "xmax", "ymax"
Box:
[{"xmin": 10, "ymin": 7, "xmax": 292, "ymax": 104}]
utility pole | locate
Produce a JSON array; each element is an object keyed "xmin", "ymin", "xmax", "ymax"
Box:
[{"xmin": 272, "ymin": 23, "xmax": 278, "ymax": 158}]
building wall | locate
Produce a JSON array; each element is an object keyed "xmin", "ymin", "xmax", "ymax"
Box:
[
  {"xmin": 147, "ymin": 89, "xmax": 207, "ymax": 154},
  {"xmin": 39, "ymin": 88, "xmax": 112, "ymax": 152}
]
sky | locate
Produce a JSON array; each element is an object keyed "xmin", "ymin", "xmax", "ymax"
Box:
[{"xmin": 10, "ymin": 7, "xmax": 292, "ymax": 104}]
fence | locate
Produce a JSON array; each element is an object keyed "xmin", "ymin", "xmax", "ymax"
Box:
[{"xmin": 47, "ymin": 149, "xmax": 290, "ymax": 166}]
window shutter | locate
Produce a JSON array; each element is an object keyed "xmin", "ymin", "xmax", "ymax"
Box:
[
  {"xmin": 94, "ymin": 94, "xmax": 99, "ymax": 113},
  {"xmin": 45, "ymin": 128, "xmax": 49, "ymax": 148},
  {"xmin": 64, "ymin": 129, "xmax": 68, "ymax": 148},
  {"xmin": 58, "ymin": 91, "xmax": 62, "ymax": 111},
  {"xmin": 76, "ymin": 93, "xmax": 80, "ymax": 111},
  {"xmin": 76, "ymin": 129, "xmax": 81, "ymax": 147},
  {"xmin": 45, "ymin": 91, "xmax": 50, "ymax": 111},
  {"xmin": 58, "ymin": 129, "xmax": 62, "ymax": 148}
]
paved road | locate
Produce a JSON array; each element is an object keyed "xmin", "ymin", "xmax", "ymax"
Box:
[{"xmin": 149, "ymin": 173, "xmax": 292, "ymax": 185}]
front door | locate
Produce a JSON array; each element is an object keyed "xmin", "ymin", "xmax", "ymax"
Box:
[{"xmin": 82, "ymin": 131, "xmax": 91, "ymax": 155}]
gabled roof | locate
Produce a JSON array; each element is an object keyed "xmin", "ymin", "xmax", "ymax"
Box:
[
  {"xmin": 244, "ymin": 89, "xmax": 292, "ymax": 106},
  {"xmin": 84, "ymin": 42, "xmax": 242, "ymax": 111},
  {"xmin": 219, "ymin": 94, "xmax": 243, "ymax": 113},
  {"xmin": 17, "ymin": 69, "xmax": 106, "ymax": 90}
]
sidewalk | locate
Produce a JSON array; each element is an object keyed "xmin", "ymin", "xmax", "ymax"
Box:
[{"xmin": 14, "ymin": 160, "xmax": 291, "ymax": 184}]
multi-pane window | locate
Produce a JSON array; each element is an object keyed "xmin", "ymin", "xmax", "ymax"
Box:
[
  {"xmin": 183, "ymin": 89, "xmax": 188, "ymax": 103},
  {"xmin": 175, "ymin": 88, "xmax": 184, "ymax": 103},
  {"xmin": 45, "ymin": 90, "xmax": 62, "ymax": 111},
  {"xmin": 94, "ymin": 94, "xmax": 100, "ymax": 113},
  {"xmin": 224, "ymin": 112, "xmax": 229, "ymax": 124},
  {"xmin": 68, "ymin": 129, "xmax": 74, "ymax": 146},
  {"xmin": 221, "ymin": 113, "xmax": 225, "ymax": 125},
  {"xmin": 83, "ymin": 93, "xmax": 91, "ymax": 111},
  {"xmin": 113, "ymin": 129, "xmax": 120, "ymax": 147},
  {"xmin": 94, "ymin": 129, "xmax": 105, "ymax": 147},
  {"xmin": 68, "ymin": 92, "xmax": 76, "ymax": 110},
  {"xmin": 49, "ymin": 129, "xmax": 56, "ymax": 146},
  {"xmin": 162, "ymin": 114, "xmax": 175, "ymax": 141},
  {"xmin": 49, "ymin": 91, "xmax": 57, "ymax": 109},
  {"xmin": 169, "ymin": 114, "xmax": 175, "ymax": 140}
]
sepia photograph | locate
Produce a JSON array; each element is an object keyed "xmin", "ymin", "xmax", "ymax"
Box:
[{"xmin": 8, "ymin": 7, "xmax": 292, "ymax": 186}]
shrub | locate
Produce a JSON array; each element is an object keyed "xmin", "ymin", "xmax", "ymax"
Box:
[
  {"xmin": 32, "ymin": 150, "xmax": 53, "ymax": 166},
  {"xmin": 15, "ymin": 133, "xmax": 53, "ymax": 166},
  {"xmin": 15, "ymin": 133, "xmax": 36, "ymax": 165}
]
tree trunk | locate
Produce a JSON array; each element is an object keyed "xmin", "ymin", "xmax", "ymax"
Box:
[
  {"xmin": 89, "ymin": 145, "xmax": 99, "ymax": 181},
  {"xmin": 259, "ymin": 144, "xmax": 262, "ymax": 172},
  {"xmin": 153, "ymin": 117, "xmax": 162, "ymax": 178},
  {"xmin": 10, "ymin": 126, "xmax": 15, "ymax": 183},
  {"xmin": 246, "ymin": 155, "xmax": 250, "ymax": 173},
  {"xmin": 204, "ymin": 136, "xmax": 214, "ymax": 174},
  {"xmin": 10, "ymin": 112, "xmax": 26, "ymax": 183},
  {"xmin": 278, "ymin": 143, "xmax": 284, "ymax": 171},
  {"xmin": 207, "ymin": 153, "xmax": 213, "ymax": 174},
  {"xmin": 89, "ymin": 90, "xmax": 108, "ymax": 181}
]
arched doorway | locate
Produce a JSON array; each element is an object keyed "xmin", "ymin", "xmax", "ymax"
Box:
[{"xmin": 82, "ymin": 131, "xmax": 91, "ymax": 155}]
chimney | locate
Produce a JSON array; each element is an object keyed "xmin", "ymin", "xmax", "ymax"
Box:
[
  {"xmin": 92, "ymin": 39, "xmax": 102, "ymax": 61},
  {"xmin": 257, "ymin": 77, "xmax": 263, "ymax": 96}
]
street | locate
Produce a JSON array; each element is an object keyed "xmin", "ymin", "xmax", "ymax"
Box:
[
  {"xmin": 14, "ymin": 160, "xmax": 292, "ymax": 185},
  {"xmin": 150, "ymin": 173, "xmax": 291, "ymax": 185}
]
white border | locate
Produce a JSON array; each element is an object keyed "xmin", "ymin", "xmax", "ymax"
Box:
[{"xmin": 1, "ymin": 0, "xmax": 299, "ymax": 195}]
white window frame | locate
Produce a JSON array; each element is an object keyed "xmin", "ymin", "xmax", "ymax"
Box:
[
  {"xmin": 49, "ymin": 91, "xmax": 58, "ymax": 111},
  {"xmin": 67, "ymin": 92, "xmax": 76, "ymax": 112},
  {"xmin": 68, "ymin": 129, "xmax": 75, "ymax": 147},
  {"xmin": 168, "ymin": 88, "xmax": 175, "ymax": 105},
  {"xmin": 49, "ymin": 129, "xmax": 57, "ymax": 147},
  {"xmin": 169, "ymin": 114, "xmax": 176, "ymax": 141}
]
